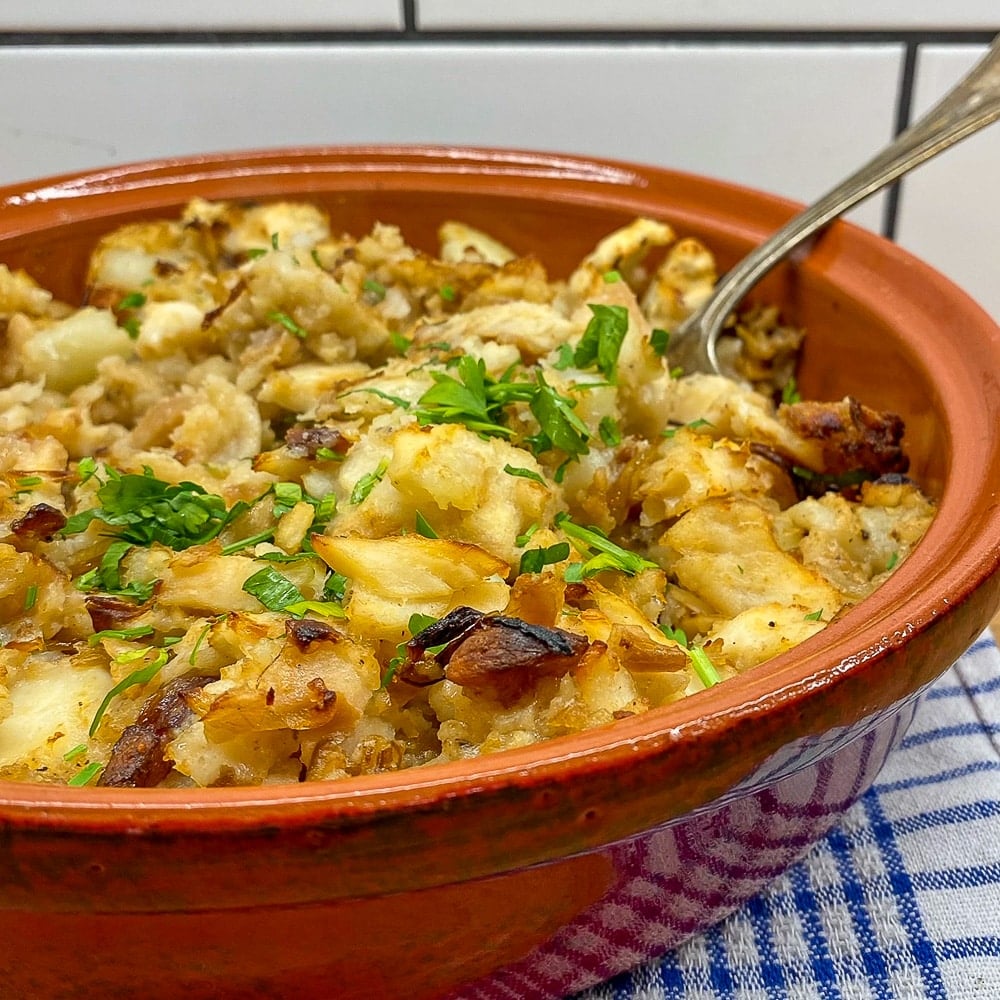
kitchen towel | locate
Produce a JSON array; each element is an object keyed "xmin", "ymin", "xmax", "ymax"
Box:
[{"xmin": 577, "ymin": 630, "xmax": 1000, "ymax": 1000}]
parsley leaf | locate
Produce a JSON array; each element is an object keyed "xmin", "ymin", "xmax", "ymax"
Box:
[
  {"xmin": 89, "ymin": 648, "xmax": 168, "ymax": 736},
  {"xmin": 267, "ymin": 310, "xmax": 308, "ymax": 339},
  {"xmin": 88, "ymin": 624, "xmax": 156, "ymax": 645},
  {"xmin": 74, "ymin": 539, "xmax": 156, "ymax": 602},
  {"xmin": 242, "ymin": 567, "xmax": 305, "ymax": 612},
  {"xmin": 598, "ymin": 415, "xmax": 622, "ymax": 447},
  {"xmin": 782, "ymin": 376, "xmax": 802, "ymax": 405},
  {"xmin": 62, "ymin": 467, "xmax": 242, "ymax": 551},
  {"xmin": 503, "ymin": 464, "xmax": 547, "ymax": 486},
  {"xmin": 518, "ymin": 541, "xmax": 570, "ymax": 575},
  {"xmin": 556, "ymin": 512, "xmax": 658, "ymax": 580},
  {"xmin": 528, "ymin": 371, "xmax": 591, "ymax": 459},
  {"xmin": 414, "ymin": 511, "xmax": 438, "ymax": 538},
  {"xmin": 658, "ymin": 624, "xmax": 721, "ymax": 688},
  {"xmin": 350, "ymin": 459, "xmax": 389, "ymax": 505},
  {"xmin": 573, "ymin": 304, "xmax": 629, "ymax": 383},
  {"xmin": 649, "ymin": 327, "xmax": 670, "ymax": 357}
]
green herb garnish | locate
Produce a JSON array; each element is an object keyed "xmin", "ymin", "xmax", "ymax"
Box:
[
  {"xmin": 649, "ymin": 327, "xmax": 670, "ymax": 357},
  {"xmin": 242, "ymin": 567, "xmax": 305, "ymax": 612},
  {"xmin": 414, "ymin": 511, "xmax": 438, "ymax": 539},
  {"xmin": 519, "ymin": 541, "xmax": 570, "ymax": 575},
  {"xmin": 573, "ymin": 304, "xmax": 629, "ymax": 383},
  {"xmin": 67, "ymin": 762, "xmax": 104, "ymax": 787},
  {"xmin": 268, "ymin": 310, "xmax": 308, "ymax": 339},
  {"xmin": 88, "ymin": 624, "xmax": 156, "ymax": 646},
  {"xmin": 659, "ymin": 625, "xmax": 721, "ymax": 688},
  {"xmin": 62, "ymin": 467, "xmax": 243, "ymax": 551},
  {"xmin": 556, "ymin": 512, "xmax": 658, "ymax": 581},
  {"xmin": 598, "ymin": 415, "xmax": 622, "ymax": 448},
  {"xmin": 782, "ymin": 376, "xmax": 802, "ymax": 405},
  {"xmin": 74, "ymin": 539, "xmax": 156, "ymax": 603},
  {"xmin": 349, "ymin": 459, "xmax": 389, "ymax": 505},
  {"xmin": 23, "ymin": 584, "xmax": 38, "ymax": 611},
  {"xmin": 503, "ymin": 464, "xmax": 547, "ymax": 487},
  {"xmin": 89, "ymin": 648, "xmax": 169, "ymax": 736}
]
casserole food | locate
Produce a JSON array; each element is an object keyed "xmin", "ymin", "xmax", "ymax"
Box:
[{"xmin": 0, "ymin": 198, "xmax": 933, "ymax": 789}]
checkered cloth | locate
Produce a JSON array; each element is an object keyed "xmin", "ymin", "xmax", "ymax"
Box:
[{"xmin": 573, "ymin": 631, "xmax": 1000, "ymax": 1000}]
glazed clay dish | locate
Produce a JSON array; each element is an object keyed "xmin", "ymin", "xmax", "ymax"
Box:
[{"xmin": 0, "ymin": 146, "xmax": 999, "ymax": 1000}]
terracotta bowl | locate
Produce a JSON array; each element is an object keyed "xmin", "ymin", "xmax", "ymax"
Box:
[{"xmin": 1, "ymin": 147, "xmax": 999, "ymax": 1000}]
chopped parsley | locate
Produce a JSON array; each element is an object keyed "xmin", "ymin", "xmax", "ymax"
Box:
[
  {"xmin": 62, "ymin": 466, "xmax": 244, "ymax": 551},
  {"xmin": 598, "ymin": 415, "xmax": 622, "ymax": 448},
  {"xmin": 242, "ymin": 566, "xmax": 305, "ymax": 612},
  {"xmin": 23, "ymin": 584, "xmax": 38, "ymax": 611},
  {"xmin": 519, "ymin": 541, "xmax": 570, "ymax": 575},
  {"xmin": 414, "ymin": 511, "xmax": 438, "ymax": 538},
  {"xmin": 267, "ymin": 310, "xmax": 308, "ymax": 339},
  {"xmin": 362, "ymin": 278, "xmax": 387, "ymax": 303},
  {"xmin": 649, "ymin": 327, "xmax": 670, "ymax": 357},
  {"xmin": 573, "ymin": 304, "xmax": 629, "ymax": 383},
  {"xmin": 659, "ymin": 625, "xmax": 721, "ymax": 688},
  {"xmin": 117, "ymin": 291, "xmax": 147, "ymax": 311},
  {"xmin": 804, "ymin": 609, "xmax": 824, "ymax": 622},
  {"xmin": 886, "ymin": 551, "xmax": 900, "ymax": 571},
  {"xmin": 74, "ymin": 539, "xmax": 156, "ymax": 603},
  {"xmin": 527, "ymin": 371, "xmax": 592, "ymax": 459},
  {"xmin": 88, "ymin": 624, "xmax": 156, "ymax": 646},
  {"xmin": 515, "ymin": 523, "xmax": 540, "ymax": 548},
  {"xmin": 439, "ymin": 284, "xmax": 456, "ymax": 302},
  {"xmin": 338, "ymin": 386, "xmax": 411, "ymax": 409},
  {"xmin": 350, "ymin": 459, "xmax": 389, "ymax": 505},
  {"xmin": 662, "ymin": 418, "xmax": 714, "ymax": 439},
  {"xmin": 782, "ymin": 376, "xmax": 802, "ymax": 405},
  {"xmin": 551, "ymin": 343, "xmax": 576, "ymax": 371},
  {"xmin": 67, "ymin": 762, "xmax": 104, "ymax": 787},
  {"xmin": 503, "ymin": 464, "xmax": 547, "ymax": 487},
  {"xmin": 556, "ymin": 512, "xmax": 658, "ymax": 581},
  {"xmin": 89, "ymin": 647, "xmax": 169, "ymax": 736},
  {"xmin": 390, "ymin": 331, "xmax": 412, "ymax": 355},
  {"xmin": 602, "ymin": 269, "xmax": 622, "ymax": 283}
]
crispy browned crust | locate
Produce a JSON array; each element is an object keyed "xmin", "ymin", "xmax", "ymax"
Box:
[{"xmin": 780, "ymin": 396, "xmax": 909, "ymax": 477}]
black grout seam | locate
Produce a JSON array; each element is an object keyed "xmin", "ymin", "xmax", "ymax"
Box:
[
  {"xmin": 881, "ymin": 40, "xmax": 921, "ymax": 241},
  {"xmin": 0, "ymin": 27, "xmax": 995, "ymax": 47},
  {"xmin": 401, "ymin": 0, "xmax": 417, "ymax": 35}
]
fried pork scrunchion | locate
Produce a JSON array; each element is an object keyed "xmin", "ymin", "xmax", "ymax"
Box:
[
  {"xmin": 781, "ymin": 397, "xmax": 909, "ymax": 478},
  {"xmin": 98, "ymin": 673, "xmax": 215, "ymax": 788}
]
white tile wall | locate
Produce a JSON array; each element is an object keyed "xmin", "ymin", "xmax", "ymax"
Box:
[
  {"xmin": 418, "ymin": 1, "xmax": 998, "ymax": 31},
  {"xmin": 0, "ymin": 44, "xmax": 901, "ymax": 234},
  {"xmin": 895, "ymin": 45, "xmax": 1000, "ymax": 321},
  {"xmin": 0, "ymin": 2, "xmax": 402, "ymax": 31}
]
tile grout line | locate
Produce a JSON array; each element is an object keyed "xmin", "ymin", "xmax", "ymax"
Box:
[
  {"xmin": 881, "ymin": 40, "xmax": 921, "ymax": 241},
  {"xmin": 0, "ymin": 28, "xmax": 996, "ymax": 47}
]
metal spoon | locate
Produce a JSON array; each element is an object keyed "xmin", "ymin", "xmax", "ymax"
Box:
[{"xmin": 668, "ymin": 33, "xmax": 1000, "ymax": 377}]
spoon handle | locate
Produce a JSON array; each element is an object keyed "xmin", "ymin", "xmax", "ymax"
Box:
[{"xmin": 678, "ymin": 33, "xmax": 1000, "ymax": 376}]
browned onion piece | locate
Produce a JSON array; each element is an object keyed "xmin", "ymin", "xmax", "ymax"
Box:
[
  {"xmin": 98, "ymin": 673, "xmax": 215, "ymax": 788},
  {"xmin": 444, "ymin": 615, "xmax": 591, "ymax": 703},
  {"xmin": 10, "ymin": 503, "xmax": 67, "ymax": 541}
]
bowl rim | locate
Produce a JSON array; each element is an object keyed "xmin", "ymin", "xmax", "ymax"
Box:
[{"xmin": 0, "ymin": 143, "xmax": 998, "ymax": 841}]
